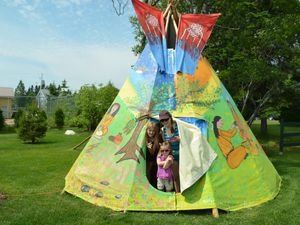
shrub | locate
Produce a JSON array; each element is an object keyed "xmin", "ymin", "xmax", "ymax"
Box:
[
  {"xmin": 0, "ymin": 109, "xmax": 4, "ymax": 130},
  {"xmin": 46, "ymin": 116, "xmax": 56, "ymax": 128},
  {"xmin": 55, "ymin": 108, "xmax": 65, "ymax": 129},
  {"xmin": 68, "ymin": 116, "xmax": 88, "ymax": 129},
  {"xmin": 17, "ymin": 103, "xmax": 47, "ymax": 143},
  {"xmin": 14, "ymin": 109, "xmax": 24, "ymax": 128}
]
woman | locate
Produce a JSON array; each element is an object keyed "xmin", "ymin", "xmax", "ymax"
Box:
[
  {"xmin": 94, "ymin": 103, "xmax": 120, "ymax": 139},
  {"xmin": 145, "ymin": 121, "xmax": 162, "ymax": 188},
  {"xmin": 159, "ymin": 110, "xmax": 180, "ymax": 192},
  {"xmin": 212, "ymin": 116, "xmax": 248, "ymax": 169}
]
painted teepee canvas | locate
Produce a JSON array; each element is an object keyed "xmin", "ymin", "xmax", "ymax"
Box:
[{"xmin": 64, "ymin": 0, "xmax": 281, "ymax": 211}]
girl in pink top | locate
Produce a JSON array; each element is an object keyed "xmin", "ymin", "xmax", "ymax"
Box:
[{"xmin": 156, "ymin": 142, "xmax": 174, "ymax": 192}]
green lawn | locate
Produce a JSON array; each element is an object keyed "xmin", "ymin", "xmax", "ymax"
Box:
[{"xmin": 0, "ymin": 124, "xmax": 299, "ymax": 225}]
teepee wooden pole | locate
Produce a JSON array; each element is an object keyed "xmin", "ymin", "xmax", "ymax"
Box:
[
  {"xmin": 163, "ymin": 3, "xmax": 171, "ymax": 18},
  {"xmin": 171, "ymin": 4, "xmax": 179, "ymax": 24},
  {"xmin": 72, "ymin": 135, "xmax": 91, "ymax": 150},
  {"xmin": 171, "ymin": 14, "xmax": 178, "ymax": 34},
  {"xmin": 165, "ymin": 9, "xmax": 171, "ymax": 33}
]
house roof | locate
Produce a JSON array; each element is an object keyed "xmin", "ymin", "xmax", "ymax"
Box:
[
  {"xmin": 37, "ymin": 89, "xmax": 50, "ymax": 97},
  {"xmin": 0, "ymin": 87, "xmax": 14, "ymax": 98}
]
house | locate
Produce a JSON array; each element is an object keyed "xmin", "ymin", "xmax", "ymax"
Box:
[
  {"xmin": 36, "ymin": 89, "xmax": 50, "ymax": 111},
  {"xmin": 0, "ymin": 87, "xmax": 14, "ymax": 119}
]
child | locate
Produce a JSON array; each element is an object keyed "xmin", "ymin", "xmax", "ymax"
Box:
[
  {"xmin": 145, "ymin": 121, "xmax": 161, "ymax": 188},
  {"xmin": 156, "ymin": 141, "xmax": 174, "ymax": 192},
  {"xmin": 159, "ymin": 110, "xmax": 180, "ymax": 192}
]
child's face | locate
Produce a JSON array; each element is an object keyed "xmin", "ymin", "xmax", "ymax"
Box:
[
  {"xmin": 147, "ymin": 128, "xmax": 155, "ymax": 138},
  {"xmin": 160, "ymin": 145, "xmax": 170, "ymax": 156}
]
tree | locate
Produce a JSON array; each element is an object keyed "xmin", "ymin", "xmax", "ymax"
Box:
[
  {"xmin": 0, "ymin": 109, "xmax": 4, "ymax": 130},
  {"xmin": 48, "ymin": 83, "xmax": 59, "ymax": 96},
  {"xmin": 14, "ymin": 80, "xmax": 27, "ymax": 108},
  {"xmin": 130, "ymin": 0, "xmax": 300, "ymax": 134},
  {"xmin": 26, "ymin": 85, "xmax": 35, "ymax": 96},
  {"xmin": 98, "ymin": 82, "xmax": 120, "ymax": 117},
  {"xmin": 17, "ymin": 103, "xmax": 47, "ymax": 143},
  {"xmin": 60, "ymin": 79, "xmax": 72, "ymax": 96},
  {"xmin": 61, "ymin": 79, "xmax": 68, "ymax": 89},
  {"xmin": 75, "ymin": 82, "xmax": 119, "ymax": 131},
  {"xmin": 14, "ymin": 109, "xmax": 24, "ymax": 128},
  {"xmin": 34, "ymin": 85, "xmax": 40, "ymax": 94},
  {"xmin": 280, "ymin": 87, "xmax": 300, "ymax": 122},
  {"xmin": 15, "ymin": 80, "xmax": 26, "ymax": 96},
  {"xmin": 205, "ymin": 0, "xmax": 300, "ymax": 133},
  {"xmin": 55, "ymin": 108, "xmax": 65, "ymax": 129},
  {"xmin": 111, "ymin": 0, "xmax": 129, "ymax": 16}
]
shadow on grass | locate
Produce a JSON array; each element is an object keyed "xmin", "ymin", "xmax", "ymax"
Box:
[
  {"xmin": 0, "ymin": 126, "xmax": 16, "ymax": 134},
  {"xmin": 21, "ymin": 140, "xmax": 58, "ymax": 145},
  {"xmin": 122, "ymin": 208, "xmax": 229, "ymax": 217},
  {"xmin": 273, "ymin": 160, "xmax": 300, "ymax": 174}
]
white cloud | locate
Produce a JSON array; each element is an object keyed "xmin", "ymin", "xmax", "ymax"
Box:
[
  {"xmin": 0, "ymin": 0, "xmax": 137, "ymax": 90},
  {"xmin": 0, "ymin": 41, "xmax": 137, "ymax": 90},
  {"xmin": 39, "ymin": 43, "xmax": 136, "ymax": 89}
]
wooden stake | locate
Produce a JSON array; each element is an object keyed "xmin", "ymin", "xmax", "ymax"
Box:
[
  {"xmin": 212, "ymin": 208, "xmax": 219, "ymax": 218},
  {"xmin": 72, "ymin": 135, "xmax": 91, "ymax": 150}
]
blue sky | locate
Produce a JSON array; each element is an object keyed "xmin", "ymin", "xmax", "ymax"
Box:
[{"xmin": 0, "ymin": 0, "xmax": 137, "ymax": 91}]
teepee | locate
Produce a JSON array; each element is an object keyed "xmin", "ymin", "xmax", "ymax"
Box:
[{"xmin": 64, "ymin": 0, "xmax": 281, "ymax": 211}]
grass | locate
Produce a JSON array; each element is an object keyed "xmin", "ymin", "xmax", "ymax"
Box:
[{"xmin": 0, "ymin": 123, "xmax": 299, "ymax": 225}]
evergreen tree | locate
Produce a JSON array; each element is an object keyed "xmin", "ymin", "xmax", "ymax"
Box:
[
  {"xmin": 34, "ymin": 85, "xmax": 40, "ymax": 94},
  {"xmin": 0, "ymin": 109, "xmax": 5, "ymax": 130},
  {"xmin": 48, "ymin": 83, "xmax": 59, "ymax": 96},
  {"xmin": 61, "ymin": 79, "xmax": 68, "ymax": 89},
  {"xmin": 14, "ymin": 80, "xmax": 27, "ymax": 108},
  {"xmin": 15, "ymin": 80, "xmax": 26, "ymax": 96},
  {"xmin": 14, "ymin": 109, "xmax": 24, "ymax": 128},
  {"xmin": 17, "ymin": 103, "xmax": 47, "ymax": 143},
  {"xmin": 55, "ymin": 108, "xmax": 65, "ymax": 128},
  {"xmin": 26, "ymin": 85, "xmax": 35, "ymax": 96},
  {"xmin": 60, "ymin": 79, "xmax": 71, "ymax": 96}
]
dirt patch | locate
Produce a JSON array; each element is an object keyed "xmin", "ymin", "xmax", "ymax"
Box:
[{"xmin": 0, "ymin": 193, "xmax": 7, "ymax": 201}]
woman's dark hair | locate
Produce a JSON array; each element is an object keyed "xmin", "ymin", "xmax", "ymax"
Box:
[
  {"xmin": 170, "ymin": 117, "xmax": 176, "ymax": 133},
  {"xmin": 212, "ymin": 116, "xmax": 221, "ymax": 138},
  {"xmin": 109, "ymin": 103, "xmax": 120, "ymax": 116},
  {"xmin": 160, "ymin": 110, "xmax": 176, "ymax": 133}
]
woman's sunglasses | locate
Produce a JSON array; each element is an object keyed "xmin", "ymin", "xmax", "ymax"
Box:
[{"xmin": 160, "ymin": 118, "xmax": 169, "ymax": 123}]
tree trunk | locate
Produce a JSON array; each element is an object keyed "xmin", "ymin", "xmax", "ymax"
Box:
[
  {"xmin": 260, "ymin": 117, "xmax": 268, "ymax": 135},
  {"xmin": 115, "ymin": 119, "xmax": 147, "ymax": 163}
]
